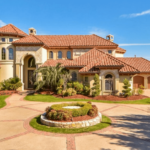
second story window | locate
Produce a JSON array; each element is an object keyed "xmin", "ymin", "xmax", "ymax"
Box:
[
  {"xmin": 58, "ymin": 51, "xmax": 62, "ymax": 59},
  {"xmin": 67, "ymin": 51, "xmax": 71, "ymax": 59},
  {"xmin": 2, "ymin": 48, "xmax": 6, "ymax": 60},
  {"xmin": 9, "ymin": 38, "xmax": 13, "ymax": 42},
  {"xmin": 9, "ymin": 48, "xmax": 13, "ymax": 60},
  {"xmin": 2, "ymin": 38, "xmax": 5, "ymax": 42},
  {"xmin": 49, "ymin": 51, "xmax": 53, "ymax": 59},
  {"xmin": 108, "ymin": 50, "xmax": 112, "ymax": 54},
  {"xmin": 85, "ymin": 77, "xmax": 88, "ymax": 82}
]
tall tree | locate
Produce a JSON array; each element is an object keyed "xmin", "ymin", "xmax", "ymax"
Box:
[{"xmin": 34, "ymin": 63, "xmax": 70, "ymax": 91}]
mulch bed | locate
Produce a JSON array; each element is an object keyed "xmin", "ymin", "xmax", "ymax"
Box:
[
  {"xmin": 47, "ymin": 114, "xmax": 98, "ymax": 122},
  {"xmin": 36, "ymin": 91, "xmax": 149, "ymax": 101},
  {"xmin": 0, "ymin": 90, "xmax": 18, "ymax": 95}
]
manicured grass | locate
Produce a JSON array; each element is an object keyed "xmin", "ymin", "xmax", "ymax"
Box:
[
  {"xmin": 0, "ymin": 95, "xmax": 9, "ymax": 109},
  {"xmin": 30, "ymin": 115, "xmax": 111, "ymax": 134},
  {"xmin": 25, "ymin": 94, "xmax": 150, "ymax": 104}
]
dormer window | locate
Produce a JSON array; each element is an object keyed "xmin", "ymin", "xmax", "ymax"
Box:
[
  {"xmin": 30, "ymin": 30, "xmax": 33, "ymax": 33},
  {"xmin": 108, "ymin": 50, "xmax": 112, "ymax": 54},
  {"xmin": 2, "ymin": 38, "xmax": 5, "ymax": 42}
]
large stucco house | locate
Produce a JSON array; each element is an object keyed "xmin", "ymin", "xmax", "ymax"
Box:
[{"xmin": 0, "ymin": 24, "xmax": 150, "ymax": 95}]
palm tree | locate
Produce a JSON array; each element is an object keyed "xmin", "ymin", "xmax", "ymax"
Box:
[{"xmin": 33, "ymin": 63, "xmax": 70, "ymax": 91}]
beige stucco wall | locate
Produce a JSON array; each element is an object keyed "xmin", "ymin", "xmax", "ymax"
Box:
[
  {"xmin": 0, "ymin": 62, "xmax": 14, "ymax": 82},
  {"xmin": 47, "ymin": 49, "xmax": 73, "ymax": 60},
  {"xmin": 0, "ymin": 36, "xmax": 19, "ymax": 82},
  {"xmin": 115, "ymin": 53, "xmax": 124, "ymax": 57}
]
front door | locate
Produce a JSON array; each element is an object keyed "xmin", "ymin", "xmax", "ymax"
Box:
[{"xmin": 28, "ymin": 70, "xmax": 35, "ymax": 88}]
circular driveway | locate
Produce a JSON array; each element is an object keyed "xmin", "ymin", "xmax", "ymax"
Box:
[{"xmin": 0, "ymin": 94, "xmax": 150, "ymax": 150}]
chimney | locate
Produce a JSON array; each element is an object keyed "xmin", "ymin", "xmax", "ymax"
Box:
[
  {"xmin": 135, "ymin": 55, "xmax": 136, "ymax": 57},
  {"xmin": 29, "ymin": 27, "xmax": 36, "ymax": 35},
  {"xmin": 106, "ymin": 34, "xmax": 114, "ymax": 42}
]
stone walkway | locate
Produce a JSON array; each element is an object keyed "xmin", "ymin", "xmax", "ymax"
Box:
[{"xmin": 0, "ymin": 94, "xmax": 150, "ymax": 150}]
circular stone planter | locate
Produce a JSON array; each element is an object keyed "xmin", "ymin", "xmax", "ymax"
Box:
[{"xmin": 40, "ymin": 112, "xmax": 102, "ymax": 129}]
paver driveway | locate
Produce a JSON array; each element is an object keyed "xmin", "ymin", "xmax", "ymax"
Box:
[{"xmin": 0, "ymin": 94, "xmax": 150, "ymax": 150}]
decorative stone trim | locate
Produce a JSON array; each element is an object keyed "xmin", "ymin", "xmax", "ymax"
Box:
[{"xmin": 40, "ymin": 112, "xmax": 102, "ymax": 128}]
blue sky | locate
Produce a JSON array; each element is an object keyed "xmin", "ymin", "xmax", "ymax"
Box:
[{"xmin": 0, "ymin": 0, "xmax": 150, "ymax": 59}]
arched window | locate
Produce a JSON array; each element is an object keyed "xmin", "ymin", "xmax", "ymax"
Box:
[
  {"xmin": 105, "ymin": 74, "xmax": 113, "ymax": 79},
  {"xmin": 67, "ymin": 51, "xmax": 71, "ymax": 59},
  {"xmin": 28, "ymin": 57, "xmax": 36, "ymax": 68},
  {"xmin": 49, "ymin": 51, "xmax": 53, "ymax": 59},
  {"xmin": 58, "ymin": 51, "xmax": 62, "ymax": 59},
  {"xmin": 2, "ymin": 48, "xmax": 6, "ymax": 60},
  {"xmin": 9, "ymin": 48, "xmax": 13, "ymax": 60},
  {"xmin": 105, "ymin": 74, "xmax": 113, "ymax": 91},
  {"xmin": 71, "ymin": 72, "xmax": 77, "ymax": 81}
]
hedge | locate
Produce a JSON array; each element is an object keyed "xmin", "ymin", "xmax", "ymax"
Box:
[{"xmin": 50, "ymin": 102, "xmax": 92, "ymax": 117}]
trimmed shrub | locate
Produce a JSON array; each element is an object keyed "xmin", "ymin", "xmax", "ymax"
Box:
[
  {"xmin": 122, "ymin": 78, "xmax": 131, "ymax": 97},
  {"xmin": 88, "ymin": 105, "xmax": 98, "ymax": 117},
  {"xmin": 0, "ymin": 77, "xmax": 22, "ymax": 90},
  {"xmin": 57, "ymin": 89, "xmax": 62, "ymax": 95},
  {"xmin": 62, "ymin": 90, "xmax": 67, "ymax": 96},
  {"xmin": 83, "ymin": 86, "xmax": 90, "ymax": 96},
  {"xmin": 137, "ymin": 85, "xmax": 144, "ymax": 95},
  {"xmin": 67, "ymin": 82, "xmax": 73, "ymax": 88},
  {"xmin": 92, "ymin": 74, "xmax": 100, "ymax": 97},
  {"xmin": 72, "ymin": 81, "xmax": 83, "ymax": 94},
  {"xmin": 66, "ymin": 88, "xmax": 77, "ymax": 96}
]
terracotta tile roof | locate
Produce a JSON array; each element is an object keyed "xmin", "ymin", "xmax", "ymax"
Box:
[
  {"xmin": 12, "ymin": 34, "xmax": 118, "ymax": 47},
  {"xmin": 12, "ymin": 35, "xmax": 43, "ymax": 44},
  {"xmin": 66, "ymin": 48, "xmax": 124, "ymax": 67},
  {"xmin": 42, "ymin": 59, "xmax": 73, "ymax": 67},
  {"xmin": 118, "ymin": 57, "xmax": 150, "ymax": 73},
  {"xmin": 0, "ymin": 24, "xmax": 27, "ymax": 37},
  {"xmin": 116, "ymin": 47, "xmax": 126, "ymax": 53},
  {"xmin": 42, "ymin": 48, "xmax": 139, "ymax": 74},
  {"xmin": 77, "ymin": 49, "xmax": 139, "ymax": 73}
]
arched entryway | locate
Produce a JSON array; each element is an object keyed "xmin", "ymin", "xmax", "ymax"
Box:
[
  {"xmin": 133, "ymin": 76, "xmax": 144, "ymax": 88},
  {"xmin": 23, "ymin": 55, "xmax": 36, "ymax": 89},
  {"xmin": 148, "ymin": 76, "xmax": 150, "ymax": 89}
]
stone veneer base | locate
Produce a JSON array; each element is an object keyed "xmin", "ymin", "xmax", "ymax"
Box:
[{"xmin": 40, "ymin": 112, "xmax": 102, "ymax": 128}]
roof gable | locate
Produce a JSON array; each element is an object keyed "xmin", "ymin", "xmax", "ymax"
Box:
[{"xmin": 0, "ymin": 24, "xmax": 27, "ymax": 37}]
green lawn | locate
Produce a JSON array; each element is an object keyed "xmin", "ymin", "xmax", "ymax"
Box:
[
  {"xmin": 25, "ymin": 94, "xmax": 150, "ymax": 104},
  {"xmin": 0, "ymin": 95, "xmax": 9, "ymax": 109},
  {"xmin": 30, "ymin": 115, "xmax": 111, "ymax": 134}
]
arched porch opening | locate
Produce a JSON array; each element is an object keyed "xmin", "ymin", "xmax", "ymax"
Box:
[{"xmin": 23, "ymin": 55, "xmax": 36, "ymax": 89}]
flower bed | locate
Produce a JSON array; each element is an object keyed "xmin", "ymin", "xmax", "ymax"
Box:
[
  {"xmin": 0, "ymin": 90, "xmax": 18, "ymax": 95},
  {"xmin": 41, "ymin": 102, "xmax": 101, "ymax": 128}
]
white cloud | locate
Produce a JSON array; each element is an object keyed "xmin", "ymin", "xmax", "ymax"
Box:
[
  {"xmin": 121, "ymin": 9, "xmax": 150, "ymax": 18},
  {"xmin": 89, "ymin": 28, "xmax": 109, "ymax": 38},
  {"xmin": 119, "ymin": 43, "xmax": 150, "ymax": 46},
  {"xmin": 0, "ymin": 20, "xmax": 6, "ymax": 27}
]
